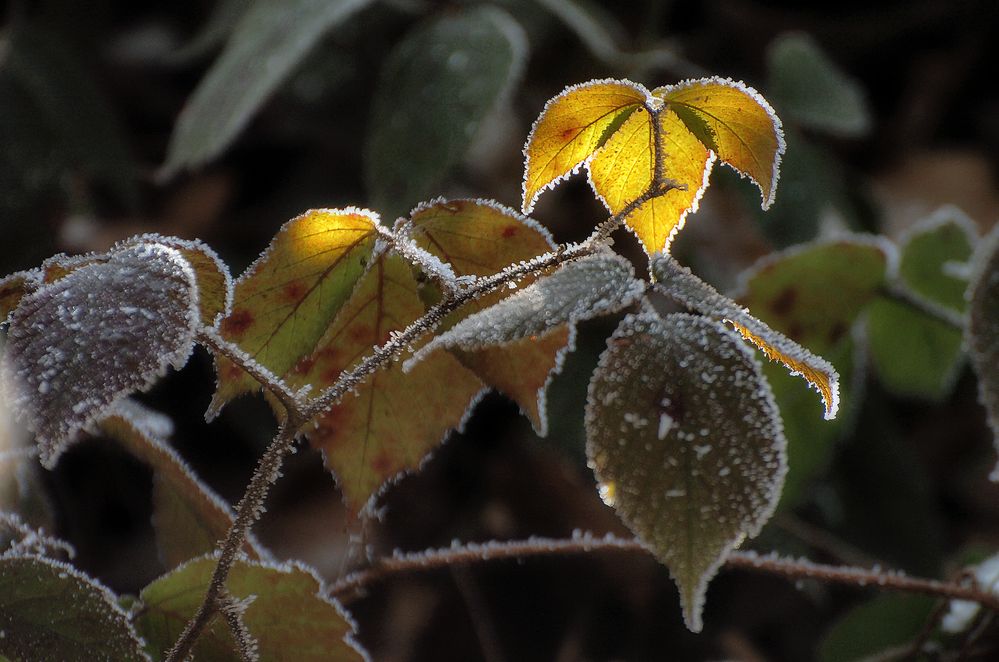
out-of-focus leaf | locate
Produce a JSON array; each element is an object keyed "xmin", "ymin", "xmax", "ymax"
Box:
[
  {"xmin": 2, "ymin": 243, "xmax": 200, "ymax": 467},
  {"xmin": 656, "ymin": 77, "xmax": 785, "ymax": 209},
  {"xmin": 209, "ymin": 208, "xmax": 377, "ymax": 418},
  {"xmin": 135, "ymin": 556, "xmax": 366, "ymax": 661},
  {"xmin": 98, "ymin": 400, "xmax": 265, "ymax": 569},
  {"xmin": 366, "ymin": 6, "xmax": 527, "ymax": 218},
  {"xmin": 653, "ymin": 254, "xmax": 839, "ymax": 420},
  {"xmin": 409, "ymin": 251, "xmax": 643, "ymax": 368},
  {"xmin": 767, "ymin": 32, "xmax": 871, "ymax": 137},
  {"xmin": 586, "ymin": 312, "xmax": 785, "ymax": 632},
  {"xmin": 818, "ymin": 593, "xmax": 935, "ymax": 662},
  {"xmin": 0, "ymin": 555, "xmax": 149, "ymax": 661},
  {"xmin": 162, "ymin": 0, "xmax": 373, "ymax": 176},
  {"xmin": 4, "ymin": 25, "xmax": 136, "ymax": 205},
  {"xmin": 0, "ymin": 271, "xmax": 41, "ymax": 325},
  {"xmin": 405, "ymin": 199, "xmax": 572, "ymax": 435},
  {"xmin": 967, "ymin": 223, "xmax": 999, "ymax": 479},
  {"xmin": 868, "ymin": 208, "xmax": 975, "ymax": 399},
  {"xmin": 287, "ymin": 252, "xmax": 485, "ymax": 513},
  {"xmin": 168, "ymin": 0, "xmax": 251, "ymax": 64},
  {"xmin": 521, "ymin": 79, "xmax": 646, "ymax": 213}
]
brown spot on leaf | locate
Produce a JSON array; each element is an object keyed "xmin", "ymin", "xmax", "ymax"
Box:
[
  {"xmin": 770, "ymin": 287, "xmax": 797, "ymax": 316},
  {"xmin": 371, "ymin": 451, "xmax": 393, "ymax": 475},
  {"xmin": 348, "ymin": 325, "xmax": 371, "ymax": 344},
  {"xmin": 282, "ymin": 280, "xmax": 307, "ymax": 302},
  {"xmin": 220, "ymin": 309, "xmax": 254, "ymax": 336},
  {"xmin": 501, "ymin": 226, "xmax": 518, "ymax": 239},
  {"xmin": 560, "ymin": 127, "xmax": 578, "ymax": 141}
]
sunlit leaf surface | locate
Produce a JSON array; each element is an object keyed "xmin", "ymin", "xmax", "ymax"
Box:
[
  {"xmin": 287, "ymin": 252, "xmax": 484, "ymax": 512},
  {"xmin": 405, "ymin": 199, "xmax": 573, "ymax": 434},
  {"xmin": 2, "ymin": 243, "xmax": 200, "ymax": 467},
  {"xmin": 0, "ymin": 555, "xmax": 149, "ymax": 661},
  {"xmin": 136, "ymin": 556, "xmax": 365, "ymax": 661},
  {"xmin": 209, "ymin": 208, "xmax": 377, "ymax": 418},
  {"xmin": 586, "ymin": 312, "xmax": 785, "ymax": 632}
]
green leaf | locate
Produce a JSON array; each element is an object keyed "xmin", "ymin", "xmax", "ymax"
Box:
[
  {"xmin": 365, "ymin": 7, "xmax": 527, "ymax": 218},
  {"xmin": 868, "ymin": 207, "xmax": 975, "ymax": 400},
  {"xmin": 585, "ymin": 312, "xmax": 786, "ymax": 632},
  {"xmin": 162, "ymin": 0, "xmax": 373, "ymax": 176},
  {"xmin": 767, "ymin": 32, "xmax": 871, "ymax": 137},
  {"xmin": 967, "ymin": 222, "xmax": 999, "ymax": 479},
  {"xmin": 135, "ymin": 556, "xmax": 366, "ymax": 661},
  {"xmin": 818, "ymin": 593, "xmax": 935, "ymax": 662},
  {"xmin": 0, "ymin": 555, "xmax": 149, "ymax": 661}
]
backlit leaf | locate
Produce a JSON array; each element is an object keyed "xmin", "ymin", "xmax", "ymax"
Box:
[
  {"xmin": 97, "ymin": 400, "xmax": 265, "ymax": 569},
  {"xmin": 409, "ymin": 251, "xmax": 644, "ymax": 367},
  {"xmin": 404, "ymin": 199, "xmax": 573, "ymax": 435},
  {"xmin": 136, "ymin": 556, "xmax": 365, "ymax": 661},
  {"xmin": 653, "ymin": 254, "xmax": 839, "ymax": 419},
  {"xmin": 522, "ymin": 79, "xmax": 646, "ymax": 213},
  {"xmin": 967, "ymin": 223, "xmax": 999, "ymax": 479},
  {"xmin": 367, "ymin": 6, "xmax": 527, "ymax": 218},
  {"xmin": 2, "ymin": 243, "xmax": 200, "ymax": 467},
  {"xmin": 587, "ymin": 105, "xmax": 715, "ymax": 254},
  {"xmin": 287, "ymin": 252, "xmax": 485, "ymax": 512},
  {"xmin": 209, "ymin": 208, "xmax": 377, "ymax": 418},
  {"xmin": 0, "ymin": 270, "xmax": 41, "ymax": 325},
  {"xmin": 586, "ymin": 312, "xmax": 786, "ymax": 632},
  {"xmin": 868, "ymin": 208, "xmax": 975, "ymax": 399},
  {"xmin": 656, "ymin": 77, "xmax": 785, "ymax": 209},
  {"xmin": 163, "ymin": 0, "xmax": 373, "ymax": 176},
  {"xmin": 0, "ymin": 555, "xmax": 149, "ymax": 661}
]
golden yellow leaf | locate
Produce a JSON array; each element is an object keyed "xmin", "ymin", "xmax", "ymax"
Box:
[
  {"xmin": 656, "ymin": 77, "xmax": 785, "ymax": 208},
  {"xmin": 288, "ymin": 252, "xmax": 485, "ymax": 512},
  {"xmin": 209, "ymin": 208, "xmax": 377, "ymax": 418},
  {"xmin": 522, "ymin": 79, "xmax": 646, "ymax": 213}
]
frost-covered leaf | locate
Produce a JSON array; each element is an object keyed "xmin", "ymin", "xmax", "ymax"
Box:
[
  {"xmin": 404, "ymin": 199, "xmax": 573, "ymax": 435},
  {"xmin": 587, "ymin": 104, "xmax": 715, "ymax": 254},
  {"xmin": 868, "ymin": 208, "xmax": 975, "ymax": 399},
  {"xmin": 287, "ymin": 253, "xmax": 484, "ymax": 513},
  {"xmin": 0, "ymin": 270, "xmax": 41, "ymax": 325},
  {"xmin": 818, "ymin": 594, "xmax": 935, "ymax": 662},
  {"xmin": 767, "ymin": 32, "xmax": 871, "ymax": 137},
  {"xmin": 97, "ymin": 400, "xmax": 265, "ymax": 569},
  {"xmin": 967, "ymin": 222, "xmax": 999, "ymax": 479},
  {"xmin": 585, "ymin": 312, "xmax": 786, "ymax": 632},
  {"xmin": 653, "ymin": 254, "xmax": 839, "ymax": 419},
  {"xmin": 366, "ymin": 6, "xmax": 527, "ymax": 218},
  {"xmin": 0, "ymin": 555, "xmax": 149, "ymax": 661},
  {"xmin": 209, "ymin": 208, "xmax": 377, "ymax": 418},
  {"xmin": 2, "ymin": 243, "xmax": 200, "ymax": 467},
  {"xmin": 521, "ymin": 79, "xmax": 646, "ymax": 213},
  {"xmin": 163, "ymin": 0, "xmax": 373, "ymax": 175},
  {"xmin": 655, "ymin": 77, "xmax": 785, "ymax": 210},
  {"xmin": 135, "ymin": 556, "xmax": 365, "ymax": 661},
  {"xmin": 409, "ymin": 251, "xmax": 644, "ymax": 367}
]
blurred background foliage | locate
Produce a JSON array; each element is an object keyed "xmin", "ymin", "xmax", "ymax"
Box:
[{"xmin": 2, "ymin": 0, "xmax": 999, "ymax": 659}]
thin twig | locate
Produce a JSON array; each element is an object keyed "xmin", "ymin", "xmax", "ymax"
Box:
[{"xmin": 325, "ymin": 535, "xmax": 999, "ymax": 612}]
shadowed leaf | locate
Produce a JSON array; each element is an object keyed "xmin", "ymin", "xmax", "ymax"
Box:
[
  {"xmin": 404, "ymin": 199, "xmax": 573, "ymax": 435},
  {"xmin": 586, "ymin": 312, "xmax": 786, "ymax": 632},
  {"xmin": 521, "ymin": 79, "xmax": 646, "ymax": 213},
  {"xmin": 967, "ymin": 223, "xmax": 999, "ymax": 479},
  {"xmin": 209, "ymin": 208, "xmax": 377, "ymax": 418},
  {"xmin": 0, "ymin": 555, "xmax": 149, "ymax": 661},
  {"xmin": 367, "ymin": 6, "xmax": 527, "ymax": 218},
  {"xmin": 288, "ymin": 252, "xmax": 485, "ymax": 513},
  {"xmin": 135, "ymin": 556, "xmax": 366, "ymax": 661},
  {"xmin": 2, "ymin": 243, "xmax": 200, "ymax": 467},
  {"xmin": 818, "ymin": 594, "xmax": 935, "ymax": 662}
]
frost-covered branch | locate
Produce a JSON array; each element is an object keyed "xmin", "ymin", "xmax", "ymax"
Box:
[{"xmin": 325, "ymin": 534, "xmax": 999, "ymax": 612}]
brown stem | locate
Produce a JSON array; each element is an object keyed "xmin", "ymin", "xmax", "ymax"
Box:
[{"xmin": 326, "ymin": 535, "xmax": 999, "ymax": 612}]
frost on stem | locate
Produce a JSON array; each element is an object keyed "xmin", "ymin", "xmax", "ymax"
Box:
[{"xmin": 1, "ymin": 242, "xmax": 201, "ymax": 467}]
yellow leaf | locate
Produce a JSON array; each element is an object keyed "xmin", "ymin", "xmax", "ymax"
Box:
[
  {"xmin": 288, "ymin": 252, "xmax": 485, "ymax": 512},
  {"xmin": 522, "ymin": 79, "xmax": 646, "ymax": 213},
  {"xmin": 656, "ymin": 77, "xmax": 785, "ymax": 208},
  {"xmin": 0, "ymin": 270, "xmax": 41, "ymax": 324},
  {"xmin": 404, "ymin": 199, "xmax": 573, "ymax": 434},
  {"xmin": 209, "ymin": 208, "xmax": 377, "ymax": 418},
  {"xmin": 587, "ymin": 107, "xmax": 715, "ymax": 254}
]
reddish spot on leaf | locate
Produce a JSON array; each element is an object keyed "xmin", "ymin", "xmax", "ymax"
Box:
[
  {"xmin": 224, "ymin": 361, "xmax": 244, "ymax": 380},
  {"xmin": 501, "ymin": 226, "xmax": 518, "ymax": 238},
  {"xmin": 348, "ymin": 325, "xmax": 371, "ymax": 344},
  {"xmin": 221, "ymin": 309, "xmax": 254, "ymax": 336},
  {"xmin": 371, "ymin": 451, "xmax": 393, "ymax": 475},
  {"xmin": 770, "ymin": 287, "xmax": 797, "ymax": 316},
  {"xmin": 282, "ymin": 281, "xmax": 307, "ymax": 303},
  {"xmin": 290, "ymin": 355, "xmax": 316, "ymax": 376}
]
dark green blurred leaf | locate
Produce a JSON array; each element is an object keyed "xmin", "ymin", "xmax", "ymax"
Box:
[
  {"xmin": 819, "ymin": 593, "xmax": 935, "ymax": 662},
  {"xmin": 365, "ymin": 6, "xmax": 527, "ymax": 218},
  {"xmin": 0, "ymin": 555, "xmax": 148, "ymax": 661},
  {"xmin": 967, "ymin": 223, "xmax": 999, "ymax": 479},
  {"xmin": 767, "ymin": 32, "xmax": 871, "ymax": 137},
  {"xmin": 586, "ymin": 312, "xmax": 785, "ymax": 632},
  {"xmin": 167, "ymin": 0, "xmax": 251, "ymax": 64},
  {"xmin": 162, "ymin": 0, "xmax": 373, "ymax": 176}
]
